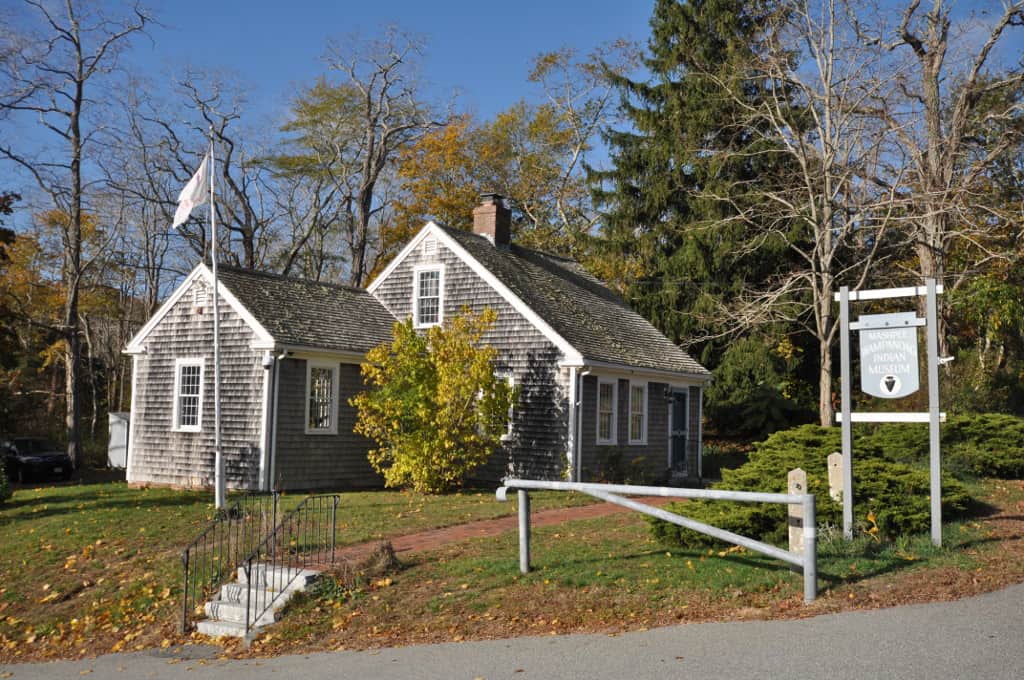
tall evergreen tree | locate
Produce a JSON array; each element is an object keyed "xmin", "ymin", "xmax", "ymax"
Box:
[
  {"xmin": 592, "ymin": 0, "xmax": 788, "ymax": 347},
  {"xmin": 590, "ymin": 0, "xmax": 807, "ymax": 421}
]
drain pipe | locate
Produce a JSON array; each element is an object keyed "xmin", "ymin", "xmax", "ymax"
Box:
[{"xmin": 574, "ymin": 368, "xmax": 590, "ymax": 482}]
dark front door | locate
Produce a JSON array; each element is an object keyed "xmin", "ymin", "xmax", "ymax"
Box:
[{"xmin": 669, "ymin": 389, "xmax": 688, "ymax": 471}]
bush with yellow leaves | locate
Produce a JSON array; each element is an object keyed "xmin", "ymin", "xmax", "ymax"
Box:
[{"xmin": 352, "ymin": 308, "xmax": 516, "ymax": 494}]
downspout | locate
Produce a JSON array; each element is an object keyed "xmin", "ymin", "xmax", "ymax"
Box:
[
  {"xmin": 268, "ymin": 350, "xmax": 285, "ymax": 491},
  {"xmin": 566, "ymin": 366, "xmax": 577, "ymax": 480},
  {"xmin": 574, "ymin": 368, "xmax": 590, "ymax": 482}
]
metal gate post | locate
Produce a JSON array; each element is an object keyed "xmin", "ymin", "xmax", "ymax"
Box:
[
  {"xmin": 802, "ymin": 493, "xmax": 817, "ymax": 603},
  {"xmin": 926, "ymin": 279, "xmax": 942, "ymax": 546},
  {"xmin": 839, "ymin": 286, "xmax": 853, "ymax": 539},
  {"xmin": 518, "ymin": 490, "xmax": 531, "ymax": 573}
]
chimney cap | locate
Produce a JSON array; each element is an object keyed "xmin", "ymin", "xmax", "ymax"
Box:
[{"xmin": 478, "ymin": 192, "xmax": 505, "ymax": 205}]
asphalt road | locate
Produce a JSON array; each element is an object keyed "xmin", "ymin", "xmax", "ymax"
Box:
[{"xmin": 3, "ymin": 582, "xmax": 1022, "ymax": 680}]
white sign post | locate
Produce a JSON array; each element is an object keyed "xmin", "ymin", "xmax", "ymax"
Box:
[{"xmin": 835, "ymin": 281, "xmax": 944, "ymax": 546}]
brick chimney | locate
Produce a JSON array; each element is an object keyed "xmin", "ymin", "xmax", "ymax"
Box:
[{"xmin": 472, "ymin": 193, "xmax": 511, "ymax": 247}]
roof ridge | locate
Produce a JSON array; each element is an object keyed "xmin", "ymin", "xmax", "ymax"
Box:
[
  {"xmin": 216, "ymin": 265, "xmax": 368, "ymax": 295},
  {"xmin": 433, "ymin": 223, "xmax": 581, "ymax": 265}
]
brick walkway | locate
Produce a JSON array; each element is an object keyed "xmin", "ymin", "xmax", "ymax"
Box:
[{"xmin": 329, "ymin": 496, "xmax": 676, "ymax": 565}]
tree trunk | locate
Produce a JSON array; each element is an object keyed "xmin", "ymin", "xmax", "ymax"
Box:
[{"xmin": 818, "ymin": 308, "xmax": 835, "ymax": 426}]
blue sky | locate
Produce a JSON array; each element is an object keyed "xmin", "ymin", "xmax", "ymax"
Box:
[{"xmin": 135, "ymin": 0, "xmax": 655, "ymax": 122}]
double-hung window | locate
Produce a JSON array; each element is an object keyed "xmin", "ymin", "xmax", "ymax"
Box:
[
  {"xmin": 596, "ymin": 378, "xmax": 617, "ymax": 445},
  {"xmin": 414, "ymin": 265, "xmax": 444, "ymax": 327},
  {"xmin": 628, "ymin": 381, "xmax": 648, "ymax": 445},
  {"xmin": 305, "ymin": 361, "xmax": 339, "ymax": 434},
  {"xmin": 173, "ymin": 358, "xmax": 204, "ymax": 432}
]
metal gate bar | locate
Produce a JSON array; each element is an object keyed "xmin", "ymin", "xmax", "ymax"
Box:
[{"xmin": 496, "ymin": 479, "xmax": 817, "ymax": 603}]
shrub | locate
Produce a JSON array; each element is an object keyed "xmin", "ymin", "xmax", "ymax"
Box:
[
  {"xmin": 860, "ymin": 413, "xmax": 1024, "ymax": 479},
  {"xmin": 352, "ymin": 309, "xmax": 516, "ymax": 494},
  {"xmin": 649, "ymin": 424, "xmax": 973, "ymax": 548},
  {"xmin": 0, "ymin": 469, "xmax": 9, "ymax": 504}
]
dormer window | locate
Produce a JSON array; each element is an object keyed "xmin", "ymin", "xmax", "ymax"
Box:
[{"xmin": 413, "ymin": 265, "xmax": 444, "ymax": 328}]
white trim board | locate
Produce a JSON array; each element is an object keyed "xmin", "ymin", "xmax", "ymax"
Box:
[
  {"xmin": 833, "ymin": 284, "xmax": 944, "ymax": 302},
  {"xmin": 124, "ymin": 264, "xmax": 275, "ymax": 355},
  {"xmin": 366, "ymin": 222, "xmax": 583, "ymax": 364},
  {"xmin": 559, "ymin": 359, "xmax": 711, "ymax": 385},
  {"xmin": 126, "ymin": 354, "xmax": 139, "ymax": 483}
]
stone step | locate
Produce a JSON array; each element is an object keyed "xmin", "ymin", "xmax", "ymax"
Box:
[
  {"xmin": 219, "ymin": 582, "xmax": 281, "ymax": 604},
  {"xmin": 237, "ymin": 564, "xmax": 319, "ymax": 591},
  {"xmin": 196, "ymin": 618, "xmax": 261, "ymax": 640},
  {"xmin": 204, "ymin": 598, "xmax": 280, "ymax": 627}
]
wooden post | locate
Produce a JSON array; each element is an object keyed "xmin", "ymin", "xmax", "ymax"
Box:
[
  {"xmin": 827, "ymin": 452, "xmax": 843, "ymax": 502},
  {"xmin": 788, "ymin": 468, "xmax": 807, "ymax": 555}
]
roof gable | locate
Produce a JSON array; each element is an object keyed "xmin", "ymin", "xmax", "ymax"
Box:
[
  {"xmin": 126, "ymin": 265, "xmax": 396, "ymax": 356},
  {"xmin": 124, "ymin": 265, "xmax": 275, "ymax": 355},
  {"xmin": 368, "ymin": 222, "xmax": 709, "ymax": 379}
]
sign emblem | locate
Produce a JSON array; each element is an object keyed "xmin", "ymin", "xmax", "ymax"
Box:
[{"xmin": 858, "ymin": 312, "xmax": 920, "ymax": 399}]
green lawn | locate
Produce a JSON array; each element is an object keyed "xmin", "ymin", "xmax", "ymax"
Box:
[
  {"xmin": 0, "ymin": 480, "xmax": 589, "ymax": 661},
  {"xmin": 253, "ymin": 480, "xmax": 1022, "ymax": 655}
]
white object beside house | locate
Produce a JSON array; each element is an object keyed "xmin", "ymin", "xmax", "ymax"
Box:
[
  {"xmin": 123, "ymin": 194, "xmax": 711, "ymax": 491},
  {"xmin": 107, "ymin": 411, "xmax": 130, "ymax": 469}
]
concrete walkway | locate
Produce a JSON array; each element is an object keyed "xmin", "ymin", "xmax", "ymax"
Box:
[
  {"xmin": 4, "ymin": 581, "xmax": 1022, "ymax": 679},
  {"xmin": 331, "ymin": 496, "xmax": 675, "ymax": 564}
]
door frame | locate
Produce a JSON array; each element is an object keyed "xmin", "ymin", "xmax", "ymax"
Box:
[{"xmin": 666, "ymin": 385, "xmax": 690, "ymax": 470}]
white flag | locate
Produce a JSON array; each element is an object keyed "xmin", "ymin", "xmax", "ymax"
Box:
[{"xmin": 172, "ymin": 152, "xmax": 210, "ymax": 228}]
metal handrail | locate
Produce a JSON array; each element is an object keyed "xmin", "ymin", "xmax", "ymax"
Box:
[
  {"xmin": 241, "ymin": 494, "xmax": 339, "ymax": 634},
  {"xmin": 497, "ymin": 479, "xmax": 817, "ymax": 602},
  {"xmin": 180, "ymin": 492, "xmax": 279, "ymax": 633}
]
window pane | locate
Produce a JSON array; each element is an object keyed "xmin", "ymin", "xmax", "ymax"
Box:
[
  {"xmin": 417, "ymin": 270, "xmax": 441, "ymax": 324},
  {"xmin": 178, "ymin": 364, "xmax": 201, "ymax": 428},
  {"xmin": 309, "ymin": 367, "xmax": 334, "ymax": 430},
  {"xmin": 598, "ymin": 382, "xmax": 614, "ymax": 442},
  {"xmin": 629, "ymin": 384, "xmax": 645, "ymax": 441}
]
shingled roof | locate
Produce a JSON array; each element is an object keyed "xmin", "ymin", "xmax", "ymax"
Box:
[
  {"xmin": 437, "ymin": 226, "xmax": 709, "ymax": 378},
  {"xmin": 216, "ymin": 267, "xmax": 396, "ymax": 354}
]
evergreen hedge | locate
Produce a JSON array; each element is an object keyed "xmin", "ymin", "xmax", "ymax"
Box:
[{"xmin": 649, "ymin": 424, "xmax": 974, "ymax": 548}]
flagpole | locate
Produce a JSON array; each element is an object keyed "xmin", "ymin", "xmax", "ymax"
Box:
[{"xmin": 209, "ymin": 128, "xmax": 225, "ymax": 510}]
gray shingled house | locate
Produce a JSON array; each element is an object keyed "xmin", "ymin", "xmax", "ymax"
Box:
[{"xmin": 125, "ymin": 195, "xmax": 710, "ymax": 491}]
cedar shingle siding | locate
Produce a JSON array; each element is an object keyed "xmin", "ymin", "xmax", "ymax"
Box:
[
  {"xmin": 578, "ymin": 376, "xmax": 702, "ymax": 482},
  {"xmin": 129, "ymin": 278, "xmax": 264, "ymax": 489},
  {"xmin": 127, "ymin": 214, "xmax": 709, "ymax": 492},
  {"xmin": 371, "ymin": 239, "xmax": 569, "ymax": 480},
  {"xmin": 272, "ymin": 359, "xmax": 381, "ymax": 490}
]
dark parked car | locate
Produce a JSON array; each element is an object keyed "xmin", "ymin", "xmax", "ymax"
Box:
[{"xmin": 2, "ymin": 438, "xmax": 74, "ymax": 483}]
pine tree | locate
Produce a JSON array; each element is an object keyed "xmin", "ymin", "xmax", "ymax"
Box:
[{"xmin": 590, "ymin": 0, "xmax": 798, "ymax": 376}]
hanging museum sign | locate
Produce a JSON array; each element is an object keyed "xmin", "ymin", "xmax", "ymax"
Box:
[{"xmin": 857, "ymin": 312, "xmax": 920, "ymax": 399}]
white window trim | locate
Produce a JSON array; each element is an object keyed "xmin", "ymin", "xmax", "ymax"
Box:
[
  {"xmin": 596, "ymin": 377, "xmax": 618, "ymax": 445},
  {"xmin": 172, "ymin": 357, "xmax": 205, "ymax": 433},
  {"xmin": 628, "ymin": 380, "xmax": 648, "ymax": 445},
  {"xmin": 412, "ymin": 264, "xmax": 445, "ymax": 329},
  {"xmin": 304, "ymin": 360, "xmax": 339, "ymax": 435}
]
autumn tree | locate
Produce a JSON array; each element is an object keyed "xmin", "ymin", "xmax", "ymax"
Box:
[
  {"xmin": 0, "ymin": 0, "xmax": 150, "ymax": 466},
  {"xmin": 352, "ymin": 309, "xmax": 516, "ymax": 493},
  {"xmin": 281, "ymin": 28, "xmax": 449, "ymax": 287},
  {"xmin": 387, "ymin": 44, "xmax": 633, "ymax": 265},
  {"xmin": 697, "ymin": 0, "xmax": 901, "ymax": 424},
  {"xmin": 876, "ymin": 0, "xmax": 1024, "ymax": 349}
]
